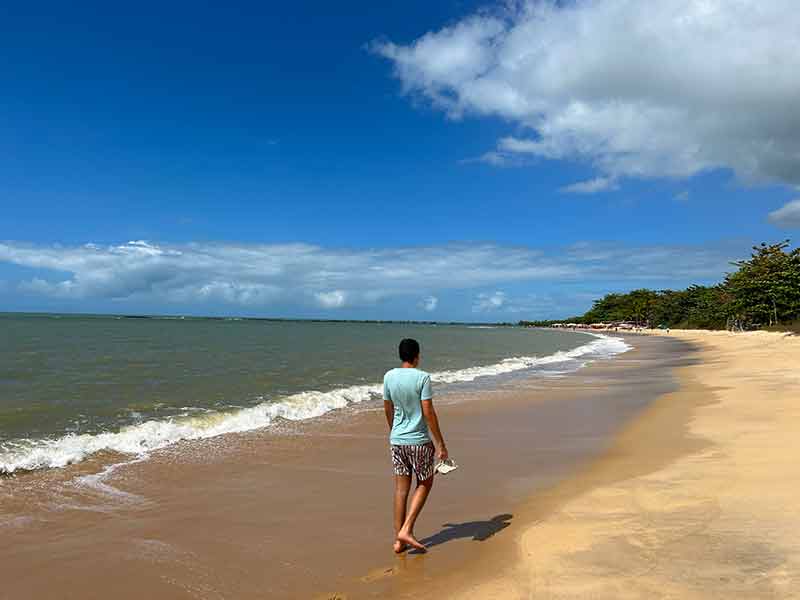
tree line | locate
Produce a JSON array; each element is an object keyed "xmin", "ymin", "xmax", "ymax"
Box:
[{"xmin": 520, "ymin": 241, "xmax": 800, "ymax": 331}]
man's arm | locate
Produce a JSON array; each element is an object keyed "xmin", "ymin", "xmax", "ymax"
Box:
[
  {"xmin": 421, "ymin": 399, "xmax": 448, "ymax": 461},
  {"xmin": 383, "ymin": 375, "xmax": 394, "ymax": 432},
  {"xmin": 384, "ymin": 400, "xmax": 394, "ymax": 431}
]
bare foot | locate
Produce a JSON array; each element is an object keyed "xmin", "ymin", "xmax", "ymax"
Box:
[
  {"xmin": 392, "ymin": 540, "xmax": 407, "ymax": 554},
  {"xmin": 396, "ymin": 530, "xmax": 426, "ymax": 552}
]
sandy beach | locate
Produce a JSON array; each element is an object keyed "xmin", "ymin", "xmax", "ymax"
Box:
[
  {"xmin": 4, "ymin": 2, "xmax": 798, "ymax": 598},
  {"xmin": 3, "ymin": 331, "xmax": 797, "ymax": 598},
  {"xmin": 447, "ymin": 330, "xmax": 800, "ymax": 599},
  {"xmin": 0, "ymin": 335, "xmax": 687, "ymax": 599}
]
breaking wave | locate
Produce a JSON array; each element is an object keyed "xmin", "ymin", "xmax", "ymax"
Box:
[{"xmin": 0, "ymin": 334, "xmax": 630, "ymax": 474}]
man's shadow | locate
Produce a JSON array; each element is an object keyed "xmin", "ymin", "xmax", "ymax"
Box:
[{"xmin": 412, "ymin": 513, "xmax": 513, "ymax": 553}]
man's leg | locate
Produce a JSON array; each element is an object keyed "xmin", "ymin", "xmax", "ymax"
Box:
[
  {"xmin": 396, "ymin": 475, "xmax": 434, "ymax": 551},
  {"xmin": 393, "ymin": 475, "xmax": 412, "ymax": 553}
]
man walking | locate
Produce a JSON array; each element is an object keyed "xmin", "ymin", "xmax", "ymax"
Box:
[{"xmin": 383, "ymin": 338, "xmax": 448, "ymax": 553}]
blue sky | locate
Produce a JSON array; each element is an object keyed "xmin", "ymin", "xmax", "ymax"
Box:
[{"xmin": 1, "ymin": 1, "xmax": 798, "ymax": 321}]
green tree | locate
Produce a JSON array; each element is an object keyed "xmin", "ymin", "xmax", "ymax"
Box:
[
  {"xmin": 520, "ymin": 241, "xmax": 797, "ymax": 331},
  {"xmin": 725, "ymin": 241, "xmax": 800, "ymax": 326}
]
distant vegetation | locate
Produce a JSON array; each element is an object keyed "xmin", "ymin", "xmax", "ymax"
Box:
[{"xmin": 521, "ymin": 241, "xmax": 800, "ymax": 331}]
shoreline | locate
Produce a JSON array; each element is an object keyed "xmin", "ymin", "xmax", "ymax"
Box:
[
  {"xmin": 446, "ymin": 329, "xmax": 800, "ymax": 598},
  {"xmin": 0, "ymin": 335, "xmax": 685, "ymax": 599},
  {"xmin": 0, "ymin": 328, "xmax": 622, "ymax": 476}
]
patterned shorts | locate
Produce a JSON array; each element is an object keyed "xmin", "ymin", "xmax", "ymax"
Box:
[{"xmin": 391, "ymin": 442, "xmax": 435, "ymax": 481}]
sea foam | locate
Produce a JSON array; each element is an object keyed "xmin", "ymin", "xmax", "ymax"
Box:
[{"xmin": 0, "ymin": 334, "xmax": 630, "ymax": 474}]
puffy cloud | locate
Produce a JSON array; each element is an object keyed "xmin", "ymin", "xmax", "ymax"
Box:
[
  {"xmin": 473, "ymin": 291, "xmax": 507, "ymax": 312},
  {"xmin": 315, "ymin": 290, "xmax": 347, "ymax": 308},
  {"xmin": 0, "ymin": 239, "xmax": 741, "ymax": 311},
  {"xmin": 768, "ymin": 199, "xmax": 800, "ymax": 229},
  {"xmin": 373, "ymin": 0, "xmax": 800, "ymax": 188},
  {"xmin": 419, "ymin": 296, "xmax": 439, "ymax": 312},
  {"xmin": 0, "ymin": 240, "xmax": 571, "ymax": 309}
]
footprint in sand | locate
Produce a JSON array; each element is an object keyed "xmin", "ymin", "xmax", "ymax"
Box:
[{"xmin": 360, "ymin": 566, "xmax": 397, "ymax": 583}]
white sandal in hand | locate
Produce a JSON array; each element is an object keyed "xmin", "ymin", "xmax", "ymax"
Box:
[{"xmin": 435, "ymin": 458, "xmax": 458, "ymax": 475}]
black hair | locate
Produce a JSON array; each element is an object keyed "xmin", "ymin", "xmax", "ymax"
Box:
[{"xmin": 398, "ymin": 338, "xmax": 420, "ymax": 363}]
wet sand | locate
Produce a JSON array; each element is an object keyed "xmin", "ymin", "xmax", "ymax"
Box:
[
  {"xmin": 0, "ymin": 335, "xmax": 691, "ymax": 599},
  {"xmin": 449, "ymin": 330, "xmax": 800, "ymax": 599}
]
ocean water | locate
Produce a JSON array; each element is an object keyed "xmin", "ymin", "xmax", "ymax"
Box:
[{"xmin": 0, "ymin": 314, "xmax": 629, "ymax": 473}]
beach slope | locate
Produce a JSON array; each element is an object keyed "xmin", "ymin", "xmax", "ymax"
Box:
[{"xmin": 457, "ymin": 331, "xmax": 800, "ymax": 599}]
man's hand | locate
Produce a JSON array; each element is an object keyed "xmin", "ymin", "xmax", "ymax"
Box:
[{"xmin": 437, "ymin": 445, "xmax": 449, "ymax": 462}]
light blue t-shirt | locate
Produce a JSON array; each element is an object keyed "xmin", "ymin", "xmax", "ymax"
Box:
[{"xmin": 383, "ymin": 367, "xmax": 433, "ymax": 446}]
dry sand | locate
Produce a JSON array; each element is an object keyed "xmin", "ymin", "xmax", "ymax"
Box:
[
  {"xmin": 9, "ymin": 331, "xmax": 792, "ymax": 599},
  {"xmin": 448, "ymin": 330, "xmax": 800, "ymax": 599}
]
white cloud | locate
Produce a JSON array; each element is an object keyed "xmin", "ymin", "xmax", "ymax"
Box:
[
  {"xmin": 768, "ymin": 199, "xmax": 800, "ymax": 229},
  {"xmin": 561, "ymin": 176, "xmax": 618, "ymax": 195},
  {"xmin": 373, "ymin": 0, "xmax": 800, "ymax": 188},
  {"xmin": 419, "ymin": 296, "xmax": 438, "ymax": 311},
  {"xmin": 472, "ymin": 290, "xmax": 574, "ymax": 315},
  {"xmin": 315, "ymin": 290, "xmax": 347, "ymax": 308},
  {"xmin": 0, "ymin": 240, "xmax": 572, "ymax": 309},
  {"xmin": 472, "ymin": 151, "xmax": 516, "ymax": 167},
  {"xmin": 478, "ymin": 152, "xmax": 506, "ymax": 166},
  {"xmin": 473, "ymin": 291, "xmax": 507, "ymax": 312},
  {"xmin": 0, "ymin": 239, "xmax": 742, "ymax": 310}
]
